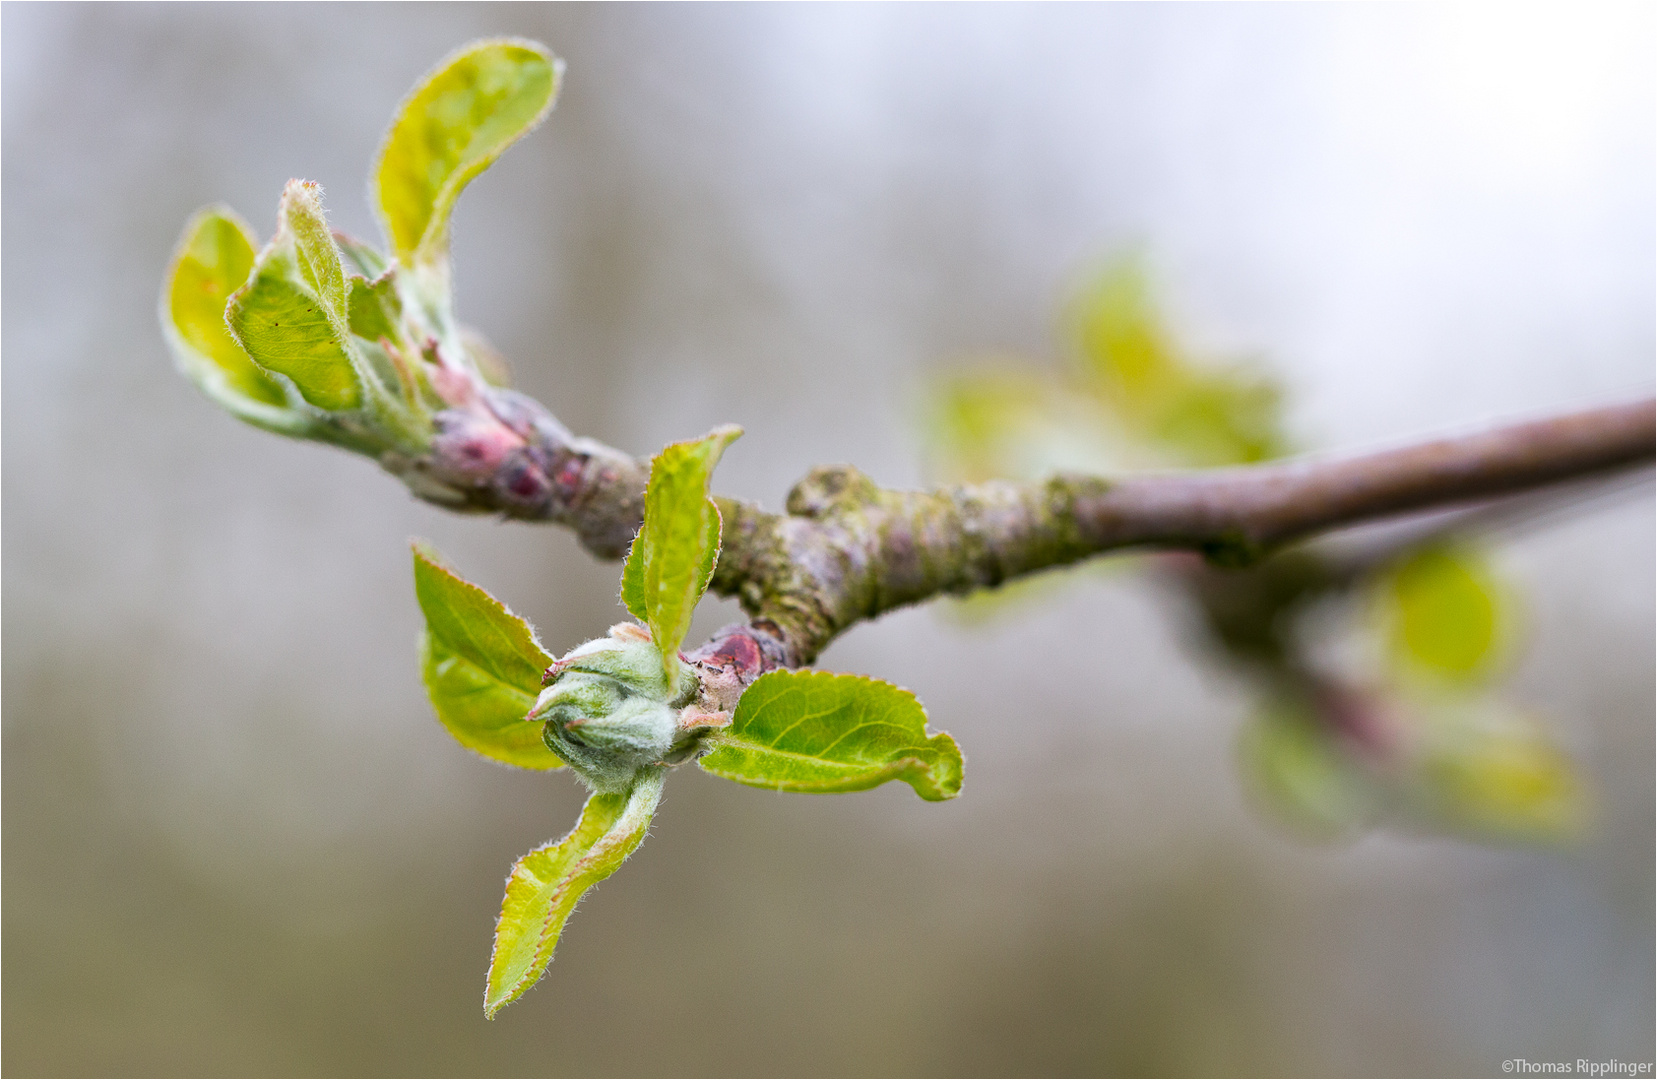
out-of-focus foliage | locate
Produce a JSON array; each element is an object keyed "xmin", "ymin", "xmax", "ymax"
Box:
[
  {"xmin": 921, "ymin": 256, "xmax": 1587, "ymax": 846},
  {"xmin": 1070, "ymin": 260, "xmax": 1286, "ymax": 468},
  {"xmin": 925, "ymin": 257, "xmax": 1286, "ymax": 485},
  {"xmin": 1241, "ymin": 693, "xmax": 1384, "ymax": 840},
  {"xmin": 1378, "ymin": 542, "xmax": 1507, "ymax": 684}
]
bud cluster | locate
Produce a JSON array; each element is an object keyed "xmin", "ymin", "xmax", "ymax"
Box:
[{"xmin": 530, "ymin": 624, "xmax": 728, "ymax": 792}]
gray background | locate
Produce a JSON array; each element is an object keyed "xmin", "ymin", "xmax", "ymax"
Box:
[{"xmin": 4, "ymin": 3, "xmax": 1652, "ymax": 1075}]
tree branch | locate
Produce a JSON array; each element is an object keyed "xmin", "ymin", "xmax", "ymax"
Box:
[
  {"xmin": 1073, "ymin": 398, "xmax": 1655, "ymax": 556},
  {"xmin": 424, "ymin": 390, "xmax": 1651, "ymax": 665},
  {"xmin": 707, "ymin": 399, "xmax": 1653, "ymax": 663}
]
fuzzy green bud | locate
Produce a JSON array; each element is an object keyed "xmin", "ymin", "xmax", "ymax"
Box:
[{"xmin": 532, "ymin": 624, "xmax": 702, "ymax": 792}]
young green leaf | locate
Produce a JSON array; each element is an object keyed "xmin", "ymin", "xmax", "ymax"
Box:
[
  {"xmin": 485, "ymin": 769, "xmax": 663, "ymax": 1017},
  {"xmin": 334, "ymin": 232, "xmax": 391, "ymax": 279},
  {"xmin": 1069, "ymin": 257, "xmax": 1287, "ymax": 467},
  {"xmin": 226, "ymin": 181, "xmax": 363, "ymax": 412},
  {"xmin": 620, "ymin": 425, "xmax": 743, "ymax": 678},
  {"xmin": 412, "ymin": 541, "xmax": 562, "ymax": 770},
  {"xmin": 698, "ymin": 671, "xmax": 963, "ymax": 801},
  {"xmin": 347, "ymin": 273, "xmax": 404, "ymax": 348},
  {"xmin": 1380, "ymin": 543, "xmax": 1506, "ymax": 683},
  {"xmin": 162, "ymin": 206, "xmax": 311, "ymax": 435},
  {"xmin": 375, "ymin": 39, "xmax": 561, "ymax": 266},
  {"xmin": 1401, "ymin": 697, "xmax": 1586, "ymax": 844}
]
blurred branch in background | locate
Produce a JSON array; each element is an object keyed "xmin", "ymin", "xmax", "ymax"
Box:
[{"xmin": 921, "ymin": 257, "xmax": 1652, "ymax": 844}]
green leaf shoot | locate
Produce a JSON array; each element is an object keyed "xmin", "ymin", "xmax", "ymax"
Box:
[
  {"xmin": 698, "ymin": 670, "xmax": 963, "ymax": 801},
  {"xmin": 226, "ymin": 181, "xmax": 363, "ymax": 412},
  {"xmin": 620, "ymin": 425, "xmax": 743, "ymax": 679},
  {"xmin": 412, "ymin": 541, "xmax": 562, "ymax": 770},
  {"xmin": 375, "ymin": 39, "xmax": 561, "ymax": 267},
  {"xmin": 485, "ymin": 769, "xmax": 663, "ymax": 1017},
  {"xmin": 161, "ymin": 205, "xmax": 312, "ymax": 435}
]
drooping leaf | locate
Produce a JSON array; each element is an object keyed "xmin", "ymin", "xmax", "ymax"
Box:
[
  {"xmin": 226, "ymin": 180, "xmax": 362, "ymax": 411},
  {"xmin": 375, "ymin": 39, "xmax": 561, "ymax": 266},
  {"xmin": 619, "ymin": 425, "xmax": 742, "ymax": 677},
  {"xmin": 698, "ymin": 670, "xmax": 963, "ymax": 801},
  {"xmin": 1401, "ymin": 697, "xmax": 1586, "ymax": 844},
  {"xmin": 412, "ymin": 541, "xmax": 561, "ymax": 769},
  {"xmin": 1380, "ymin": 543, "xmax": 1505, "ymax": 683},
  {"xmin": 485, "ymin": 770, "xmax": 663, "ymax": 1017},
  {"xmin": 162, "ymin": 206, "xmax": 309, "ymax": 434}
]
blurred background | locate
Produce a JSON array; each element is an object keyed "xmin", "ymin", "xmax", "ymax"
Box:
[{"xmin": 4, "ymin": 3, "xmax": 1652, "ymax": 1075}]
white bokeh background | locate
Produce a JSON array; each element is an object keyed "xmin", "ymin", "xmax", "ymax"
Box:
[{"xmin": 4, "ymin": 4, "xmax": 1651, "ymax": 1074}]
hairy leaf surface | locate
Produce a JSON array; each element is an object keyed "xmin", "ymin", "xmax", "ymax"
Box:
[
  {"xmin": 412, "ymin": 541, "xmax": 561, "ymax": 769},
  {"xmin": 375, "ymin": 39, "xmax": 560, "ymax": 265},
  {"xmin": 347, "ymin": 273, "xmax": 404, "ymax": 347},
  {"xmin": 698, "ymin": 671, "xmax": 963, "ymax": 801},
  {"xmin": 162, "ymin": 206, "xmax": 309, "ymax": 433},
  {"xmin": 334, "ymin": 232, "xmax": 391, "ymax": 279},
  {"xmin": 620, "ymin": 425, "xmax": 742, "ymax": 676},
  {"xmin": 226, "ymin": 181, "xmax": 362, "ymax": 411},
  {"xmin": 485, "ymin": 771, "xmax": 662, "ymax": 1017}
]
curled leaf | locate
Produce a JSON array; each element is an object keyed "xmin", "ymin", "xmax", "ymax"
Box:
[
  {"xmin": 226, "ymin": 180, "xmax": 362, "ymax": 412},
  {"xmin": 375, "ymin": 39, "xmax": 561, "ymax": 265},
  {"xmin": 162, "ymin": 206, "xmax": 310, "ymax": 435}
]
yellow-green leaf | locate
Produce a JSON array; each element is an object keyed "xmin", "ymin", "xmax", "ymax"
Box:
[
  {"xmin": 161, "ymin": 206, "xmax": 308, "ymax": 434},
  {"xmin": 226, "ymin": 181, "xmax": 362, "ymax": 411},
  {"xmin": 1068, "ymin": 257, "xmax": 1287, "ymax": 466},
  {"xmin": 620, "ymin": 425, "xmax": 742, "ymax": 678},
  {"xmin": 485, "ymin": 770, "xmax": 662, "ymax": 1017},
  {"xmin": 375, "ymin": 39, "xmax": 561, "ymax": 265},
  {"xmin": 1381, "ymin": 543, "xmax": 1506, "ymax": 683},
  {"xmin": 412, "ymin": 541, "xmax": 561, "ymax": 770},
  {"xmin": 698, "ymin": 671, "xmax": 963, "ymax": 801},
  {"xmin": 1403, "ymin": 697, "xmax": 1587, "ymax": 844},
  {"xmin": 347, "ymin": 273, "xmax": 403, "ymax": 347}
]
